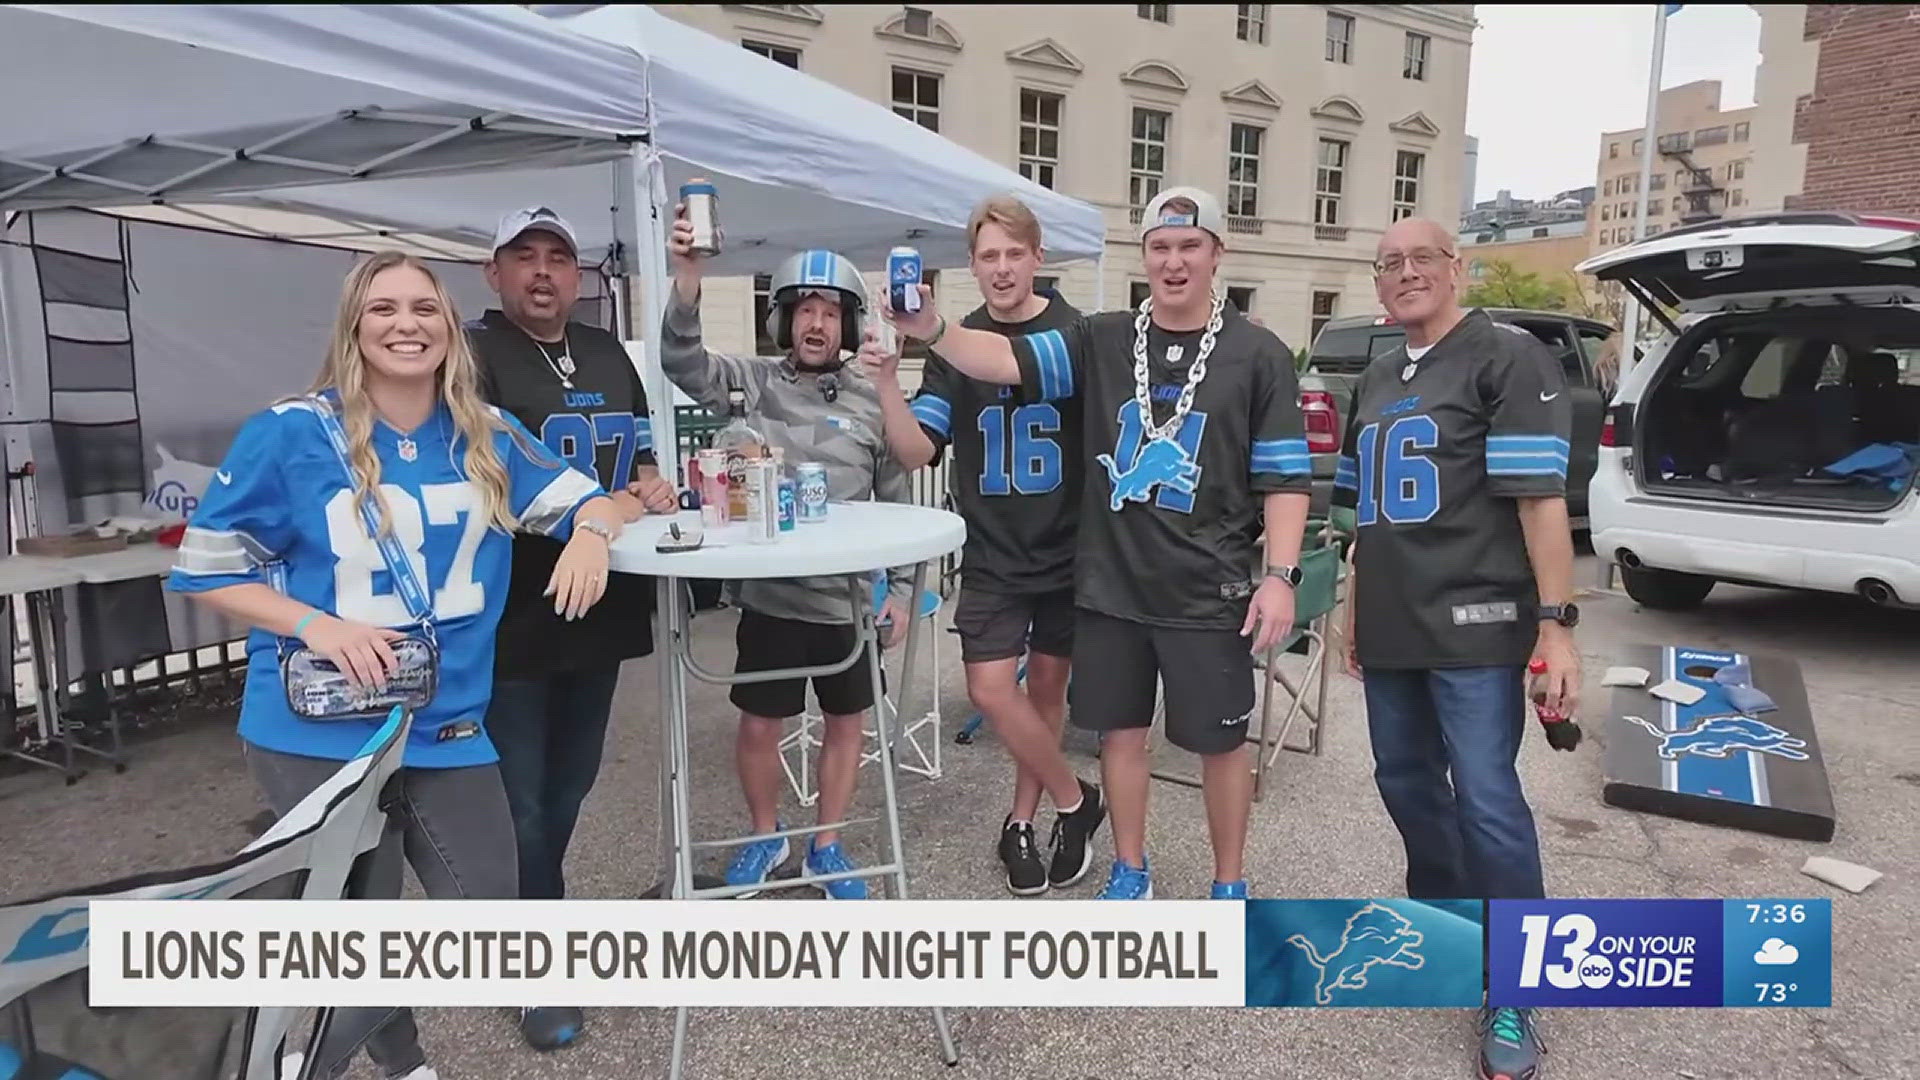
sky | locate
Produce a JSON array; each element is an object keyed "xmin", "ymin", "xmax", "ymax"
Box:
[{"xmin": 1465, "ymin": 4, "xmax": 1763, "ymax": 204}]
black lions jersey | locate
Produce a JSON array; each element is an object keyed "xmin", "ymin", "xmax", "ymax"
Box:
[
  {"xmin": 1010, "ymin": 307, "xmax": 1313, "ymax": 630},
  {"xmin": 1333, "ymin": 309, "xmax": 1572, "ymax": 669},
  {"xmin": 470, "ymin": 309, "xmax": 656, "ymax": 677},
  {"xmin": 910, "ymin": 295, "xmax": 1084, "ymax": 595}
]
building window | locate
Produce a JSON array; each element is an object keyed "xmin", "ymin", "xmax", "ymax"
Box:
[
  {"xmin": 1672, "ymin": 196, "xmax": 1684, "ymax": 213},
  {"xmin": 1601, "ymin": 205, "xmax": 1612, "ymax": 221},
  {"xmin": 1650, "ymin": 173, "xmax": 1665, "ymax": 191},
  {"xmin": 1237, "ymin": 4, "xmax": 1267, "ymax": 43},
  {"xmin": 1019, "ymin": 88, "xmax": 1063, "ymax": 190},
  {"xmin": 1129, "ymin": 280, "xmax": 1151, "ymax": 309},
  {"xmin": 1603, "ymin": 178, "xmax": 1614, "ymax": 196},
  {"xmin": 1403, "ymin": 32, "xmax": 1430, "ymax": 80},
  {"xmin": 1137, "ymin": 4, "xmax": 1169, "ymax": 22},
  {"xmin": 1734, "ymin": 121, "xmax": 1750, "ymax": 142},
  {"xmin": 1646, "ymin": 224, "xmax": 1661, "ymax": 236},
  {"xmin": 753, "ymin": 274, "xmax": 776, "ymax": 355},
  {"xmin": 1314, "ymin": 138, "xmax": 1348, "ymax": 225},
  {"xmin": 1325, "ymin": 12, "xmax": 1353, "ymax": 63},
  {"xmin": 1648, "ymin": 200, "xmax": 1663, "ymax": 217},
  {"xmin": 1311, "ymin": 291, "xmax": 1339, "ymax": 343},
  {"xmin": 1731, "ymin": 188, "xmax": 1745, "ymax": 208},
  {"xmin": 1130, "ymin": 107, "xmax": 1171, "ymax": 208},
  {"xmin": 1657, "ymin": 132, "xmax": 1689, "ymax": 153},
  {"xmin": 891, "ymin": 67, "xmax": 941, "ymax": 132},
  {"xmin": 1227, "ymin": 123, "xmax": 1263, "ymax": 217},
  {"xmin": 901, "ymin": 6, "xmax": 932, "ymax": 36},
  {"xmin": 1227, "ymin": 286, "xmax": 1256, "ymax": 314},
  {"xmin": 1391, "ymin": 150, "xmax": 1423, "ymax": 221},
  {"xmin": 742, "ymin": 40, "xmax": 800, "ymax": 69},
  {"xmin": 1728, "ymin": 159, "xmax": 1746, "ymax": 181},
  {"xmin": 1609, "ymin": 142, "xmax": 1620, "ymax": 160},
  {"xmin": 1633, "ymin": 138, "xmax": 1644, "ymax": 155},
  {"xmin": 1694, "ymin": 125, "xmax": 1729, "ymax": 147}
]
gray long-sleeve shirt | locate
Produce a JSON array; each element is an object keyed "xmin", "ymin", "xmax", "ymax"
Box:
[{"xmin": 661, "ymin": 289, "xmax": 915, "ymax": 625}]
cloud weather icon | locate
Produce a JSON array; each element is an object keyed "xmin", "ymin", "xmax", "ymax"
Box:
[{"xmin": 1754, "ymin": 939, "xmax": 1799, "ymax": 966}]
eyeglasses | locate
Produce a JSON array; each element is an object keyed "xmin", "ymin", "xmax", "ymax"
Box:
[{"xmin": 1372, "ymin": 249, "xmax": 1456, "ymax": 277}]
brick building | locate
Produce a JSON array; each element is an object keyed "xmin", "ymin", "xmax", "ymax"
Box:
[{"xmin": 1750, "ymin": 4, "xmax": 1920, "ymax": 218}]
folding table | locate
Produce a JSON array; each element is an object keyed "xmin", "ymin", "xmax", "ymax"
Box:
[{"xmin": 606, "ymin": 501, "xmax": 966, "ymax": 1080}]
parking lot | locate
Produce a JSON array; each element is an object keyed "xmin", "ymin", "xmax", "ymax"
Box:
[{"xmin": 2, "ymin": 549, "xmax": 1915, "ymax": 1079}]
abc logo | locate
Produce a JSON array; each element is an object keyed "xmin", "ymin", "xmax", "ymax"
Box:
[{"xmin": 1578, "ymin": 955, "xmax": 1614, "ymax": 990}]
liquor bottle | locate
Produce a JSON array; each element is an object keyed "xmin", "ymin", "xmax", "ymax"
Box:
[{"xmin": 716, "ymin": 384, "xmax": 766, "ymax": 521}]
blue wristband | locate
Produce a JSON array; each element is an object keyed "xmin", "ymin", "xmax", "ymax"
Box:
[{"xmin": 293, "ymin": 611, "xmax": 322, "ymax": 640}]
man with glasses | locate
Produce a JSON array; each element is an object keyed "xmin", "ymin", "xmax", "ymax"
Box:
[{"xmin": 1335, "ymin": 216, "xmax": 1580, "ymax": 1080}]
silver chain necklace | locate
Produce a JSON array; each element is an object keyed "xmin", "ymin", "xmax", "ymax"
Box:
[
  {"xmin": 1131, "ymin": 286, "xmax": 1225, "ymax": 443},
  {"xmin": 528, "ymin": 331, "xmax": 576, "ymax": 389}
]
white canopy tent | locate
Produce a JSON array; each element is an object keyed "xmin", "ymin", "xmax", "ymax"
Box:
[{"xmin": 1, "ymin": 3, "xmax": 1107, "ymax": 466}]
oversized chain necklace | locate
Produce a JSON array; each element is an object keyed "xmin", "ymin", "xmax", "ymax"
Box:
[{"xmin": 1131, "ymin": 286, "xmax": 1226, "ymax": 443}]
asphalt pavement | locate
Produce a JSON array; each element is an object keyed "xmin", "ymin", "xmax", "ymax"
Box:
[{"xmin": 2, "ymin": 553, "xmax": 1914, "ymax": 1079}]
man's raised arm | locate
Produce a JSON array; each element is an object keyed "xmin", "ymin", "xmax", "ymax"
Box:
[{"xmin": 880, "ymin": 284, "xmax": 1020, "ymax": 385}]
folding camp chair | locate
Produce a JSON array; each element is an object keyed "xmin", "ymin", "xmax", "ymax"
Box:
[{"xmin": 0, "ymin": 709, "xmax": 410, "ymax": 1080}]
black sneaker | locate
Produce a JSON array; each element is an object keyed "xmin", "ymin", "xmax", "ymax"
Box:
[
  {"xmin": 519, "ymin": 1005, "xmax": 584, "ymax": 1052},
  {"xmin": 998, "ymin": 817, "xmax": 1048, "ymax": 896},
  {"xmin": 1047, "ymin": 779, "xmax": 1106, "ymax": 889}
]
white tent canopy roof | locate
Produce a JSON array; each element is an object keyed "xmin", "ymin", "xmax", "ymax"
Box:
[{"xmin": 0, "ymin": 4, "xmax": 1105, "ymax": 273}]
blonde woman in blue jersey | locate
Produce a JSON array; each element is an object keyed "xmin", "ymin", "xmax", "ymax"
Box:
[{"xmin": 167, "ymin": 251, "xmax": 622, "ymax": 1080}]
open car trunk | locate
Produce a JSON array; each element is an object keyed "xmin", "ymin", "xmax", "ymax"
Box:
[{"xmin": 1635, "ymin": 306, "xmax": 1920, "ymax": 513}]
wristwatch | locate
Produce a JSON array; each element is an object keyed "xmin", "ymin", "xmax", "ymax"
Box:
[
  {"xmin": 1537, "ymin": 602, "xmax": 1580, "ymax": 628},
  {"xmin": 1266, "ymin": 564, "xmax": 1304, "ymax": 588},
  {"xmin": 576, "ymin": 518, "xmax": 616, "ymax": 545}
]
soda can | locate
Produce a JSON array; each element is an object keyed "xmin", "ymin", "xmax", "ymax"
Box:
[
  {"xmin": 777, "ymin": 478, "xmax": 797, "ymax": 533},
  {"xmin": 697, "ymin": 448, "xmax": 729, "ymax": 527},
  {"xmin": 888, "ymin": 246, "xmax": 922, "ymax": 314},
  {"xmin": 743, "ymin": 459, "xmax": 780, "ymax": 544},
  {"xmin": 680, "ymin": 180, "xmax": 721, "ymax": 257},
  {"xmin": 796, "ymin": 462, "xmax": 830, "ymax": 524}
]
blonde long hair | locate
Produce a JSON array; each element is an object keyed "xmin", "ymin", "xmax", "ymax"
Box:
[{"xmin": 302, "ymin": 250, "xmax": 531, "ymax": 537}]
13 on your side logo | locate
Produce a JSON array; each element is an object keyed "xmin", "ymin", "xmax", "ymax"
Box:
[{"xmin": 1516, "ymin": 912, "xmax": 1698, "ymax": 992}]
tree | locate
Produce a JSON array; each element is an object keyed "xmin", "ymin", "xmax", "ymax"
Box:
[{"xmin": 1463, "ymin": 258, "xmax": 1571, "ymax": 312}]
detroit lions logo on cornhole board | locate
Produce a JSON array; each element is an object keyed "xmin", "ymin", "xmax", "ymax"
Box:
[{"xmin": 1602, "ymin": 645, "xmax": 1835, "ymax": 842}]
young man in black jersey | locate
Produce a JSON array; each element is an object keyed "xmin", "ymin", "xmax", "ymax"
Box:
[
  {"xmin": 863, "ymin": 195, "xmax": 1106, "ymax": 895},
  {"xmin": 881, "ymin": 187, "xmax": 1312, "ymax": 901},
  {"xmin": 1335, "ymin": 216, "xmax": 1581, "ymax": 1080},
  {"xmin": 468, "ymin": 207, "xmax": 676, "ymax": 1053}
]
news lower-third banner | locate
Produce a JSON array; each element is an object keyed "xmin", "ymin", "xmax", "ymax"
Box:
[{"xmin": 75, "ymin": 898, "xmax": 1830, "ymax": 1009}]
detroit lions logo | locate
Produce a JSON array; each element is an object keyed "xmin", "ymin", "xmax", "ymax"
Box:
[
  {"xmin": 1096, "ymin": 436, "xmax": 1199, "ymax": 512},
  {"xmin": 1623, "ymin": 714, "xmax": 1811, "ymax": 762},
  {"xmin": 1286, "ymin": 903, "xmax": 1427, "ymax": 1006}
]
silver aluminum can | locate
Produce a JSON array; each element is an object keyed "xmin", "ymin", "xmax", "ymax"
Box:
[
  {"xmin": 796, "ymin": 462, "xmax": 829, "ymax": 523},
  {"xmin": 681, "ymin": 180, "xmax": 721, "ymax": 257}
]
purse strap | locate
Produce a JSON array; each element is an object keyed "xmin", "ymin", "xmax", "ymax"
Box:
[{"xmin": 306, "ymin": 394, "xmax": 437, "ymax": 628}]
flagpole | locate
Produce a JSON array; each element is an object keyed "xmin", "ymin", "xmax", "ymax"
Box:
[{"xmin": 1621, "ymin": 3, "xmax": 1672, "ymax": 382}]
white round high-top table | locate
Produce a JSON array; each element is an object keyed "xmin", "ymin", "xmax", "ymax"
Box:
[{"xmin": 606, "ymin": 500, "xmax": 964, "ymax": 1080}]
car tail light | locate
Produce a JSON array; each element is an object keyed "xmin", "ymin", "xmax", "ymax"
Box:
[
  {"xmin": 1599, "ymin": 414, "xmax": 1617, "ymax": 448},
  {"xmin": 1300, "ymin": 390, "xmax": 1340, "ymax": 455}
]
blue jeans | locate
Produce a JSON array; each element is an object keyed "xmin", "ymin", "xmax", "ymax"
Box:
[
  {"xmin": 486, "ymin": 667, "xmax": 622, "ymax": 900},
  {"xmin": 1361, "ymin": 666, "xmax": 1546, "ymax": 901}
]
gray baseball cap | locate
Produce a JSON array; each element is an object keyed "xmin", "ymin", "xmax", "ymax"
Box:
[
  {"xmin": 492, "ymin": 206, "xmax": 579, "ymax": 255},
  {"xmin": 1139, "ymin": 186, "xmax": 1225, "ymax": 242}
]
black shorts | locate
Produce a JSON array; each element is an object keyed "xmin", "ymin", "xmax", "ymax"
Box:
[
  {"xmin": 951, "ymin": 586, "xmax": 1076, "ymax": 664},
  {"xmin": 729, "ymin": 609, "xmax": 877, "ymax": 720},
  {"xmin": 1068, "ymin": 609, "xmax": 1254, "ymax": 756}
]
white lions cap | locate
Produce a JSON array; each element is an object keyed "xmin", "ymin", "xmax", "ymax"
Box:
[
  {"xmin": 492, "ymin": 206, "xmax": 579, "ymax": 255},
  {"xmin": 1139, "ymin": 186, "xmax": 1225, "ymax": 242}
]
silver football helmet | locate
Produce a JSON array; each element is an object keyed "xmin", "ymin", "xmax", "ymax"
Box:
[{"xmin": 764, "ymin": 249, "xmax": 868, "ymax": 353}]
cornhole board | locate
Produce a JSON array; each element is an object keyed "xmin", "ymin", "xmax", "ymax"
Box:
[{"xmin": 1602, "ymin": 644, "xmax": 1836, "ymax": 842}]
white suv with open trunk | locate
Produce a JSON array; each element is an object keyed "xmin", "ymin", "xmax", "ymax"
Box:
[{"xmin": 1577, "ymin": 212, "xmax": 1920, "ymax": 611}]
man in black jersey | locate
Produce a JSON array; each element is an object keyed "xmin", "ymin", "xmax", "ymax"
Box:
[
  {"xmin": 882, "ymin": 187, "xmax": 1312, "ymax": 901},
  {"xmin": 469, "ymin": 207, "xmax": 676, "ymax": 1053},
  {"xmin": 863, "ymin": 195, "xmax": 1107, "ymax": 896},
  {"xmin": 1334, "ymin": 216, "xmax": 1581, "ymax": 1080}
]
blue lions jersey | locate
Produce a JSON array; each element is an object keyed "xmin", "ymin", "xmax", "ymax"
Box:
[{"xmin": 165, "ymin": 396, "xmax": 604, "ymax": 767}]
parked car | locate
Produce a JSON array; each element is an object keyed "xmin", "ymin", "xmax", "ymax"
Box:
[
  {"xmin": 1297, "ymin": 308, "xmax": 1614, "ymax": 524},
  {"xmin": 1576, "ymin": 211, "xmax": 1920, "ymax": 610}
]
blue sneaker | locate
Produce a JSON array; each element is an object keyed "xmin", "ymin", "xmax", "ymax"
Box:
[
  {"xmin": 805, "ymin": 839, "xmax": 869, "ymax": 899},
  {"xmin": 1477, "ymin": 1005, "xmax": 1544, "ymax": 1080},
  {"xmin": 1210, "ymin": 880, "xmax": 1248, "ymax": 900},
  {"xmin": 724, "ymin": 827, "xmax": 790, "ymax": 898},
  {"xmin": 1095, "ymin": 858, "xmax": 1153, "ymax": 899}
]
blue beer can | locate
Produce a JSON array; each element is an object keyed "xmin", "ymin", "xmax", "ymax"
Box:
[
  {"xmin": 797, "ymin": 463, "xmax": 830, "ymax": 523},
  {"xmin": 888, "ymin": 246, "xmax": 922, "ymax": 314},
  {"xmin": 777, "ymin": 477, "xmax": 797, "ymax": 532}
]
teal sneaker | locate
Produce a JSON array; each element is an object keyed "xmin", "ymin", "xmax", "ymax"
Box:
[
  {"xmin": 1477, "ymin": 1005, "xmax": 1544, "ymax": 1080},
  {"xmin": 805, "ymin": 839, "xmax": 869, "ymax": 899},
  {"xmin": 1095, "ymin": 858, "xmax": 1152, "ymax": 899},
  {"xmin": 724, "ymin": 826, "xmax": 790, "ymax": 898},
  {"xmin": 1210, "ymin": 879, "xmax": 1248, "ymax": 899}
]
